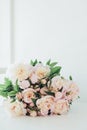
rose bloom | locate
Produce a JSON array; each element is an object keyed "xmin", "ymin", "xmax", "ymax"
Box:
[
  {"xmin": 41, "ymin": 79, "xmax": 47, "ymax": 84},
  {"xmin": 18, "ymin": 80, "xmax": 30, "ymax": 89},
  {"xmin": 7, "ymin": 63, "xmax": 32, "ymax": 81},
  {"xmin": 30, "ymin": 111, "xmax": 37, "ymax": 117},
  {"xmin": 30, "ymin": 73, "xmax": 38, "ymax": 84},
  {"xmin": 66, "ymin": 82, "xmax": 79, "ymax": 101},
  {"xmin": 35, "ymin": 64, "xmax": 50, "ymax": 79},
  {"xmin": 51, "ymin": 76, "xmax": 69, "ymax": 92},
  {"xmin": 36, "ymin": 96, "xmax": 55, "ymax": 116},
  {"xmin": 22, "ymin": 88, "xmax": 35, "ymax": 103},
  {"xmin": 6, "ymin": 100, "xmax": 27, "ymax": 116},
  {"xmin": 55, "ymin": 92, "xmax": 64, "ymax": 101},
  {"xmin": 54, "ymin": 99, "xmax": 69, "ymax": 115}
]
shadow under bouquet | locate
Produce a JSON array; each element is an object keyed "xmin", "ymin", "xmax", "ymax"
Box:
[{"xmin": 0, "ymin": 60, "xmax": 79, "ymax": 117}]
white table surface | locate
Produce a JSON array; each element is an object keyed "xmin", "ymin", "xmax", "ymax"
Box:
[{"xmin": 0, "ymin": 101, "xmax": 87, "ymax": 130}]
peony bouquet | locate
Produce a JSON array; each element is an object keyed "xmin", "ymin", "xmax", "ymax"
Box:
[{"xmin": 0, "ymin": 59, "xmax": 79, "ymax": 117}]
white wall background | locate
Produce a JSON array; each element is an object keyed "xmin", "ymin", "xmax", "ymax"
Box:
[
  {"xmin": 0, "ymin": 0, "xmax": 87, "ymax": 102},
  {"xmin": 0, "ymin": 0, "xmax": 11, "ymax": 67},
  {"xmin": 13, "ymin": 0, "xmax": 87, "ymax": 102}
]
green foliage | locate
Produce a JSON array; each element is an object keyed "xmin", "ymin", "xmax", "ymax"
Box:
[
  {"xmin": 46, "ymin": 59, "xmax": 51, "ymax": 65},
  {"xmin": 31, "ymin": 98, "xmax": 37, "ymax": 106},
  {"xmin": 46, "ymin": 60, "xmax": 62, "ymax": 79},
  {"xmin": 0, "ymin": 78, "xmax": 20, "ymax": 98},
  {"xmin": 34, "ymin": 92, "xmax": 41, "ymax": 98},
  {"xmin": 49, "ymin": 66, "xmax": 61, "ymax": 79},
  {"xmin": 13, "ymin": 80, "xmax": 20, "ymax": 92},
  {"xmin": 30, "ymin": 59, "xmax": 38, "ymax": 66},
  {"xmin": 69, "ymin": 75, "xmax": 73, "ymax": 80},
  {"xmin": 0, "ymin": 91, "xmax": 8, "ymax": 97},
  {"xmin": 45, "ymin": 91, "xmax": 55, "ymax": 97}
]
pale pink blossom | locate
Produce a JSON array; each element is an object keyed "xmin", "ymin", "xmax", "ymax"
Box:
[
  {"xmin": 30, "ymin": 102, "xmax": 34, "ymax": 107},
  {"xmin": 51, "ymin": 76, "xmax": 69, "ymax": 92},
  {"xmin": 41, "ymin": 79, "xmax": 47, "ymax": 84},
  {"xmin": 30, "ymin": 74, "xmax": 38, "ymax": 84},
  {"xmin": 36, "ymin": 96, "xmax": 55, "ymax": 116},
  {"xmin": 55, "ymin": 92, "xmax": 63, "ymax": 101},
  {"xmin": 7, "ymin": 63, "xmax": 32, "ymax": 81},
  {"xmin": 22, "ymin": 88, "xmax": 35, "ymax": 103},
  {"xmin": 5, "ymin": 100, "xmax": 27, "ymax": 116},
  {"xmin": 35, "ymin": 87, "xmax": 40, "ymax": 92},
  {"xmin": 54, "ymin": 99, "xmax": 69, "ymax": 115},
  {"xmin": 30, "ymin": 111, "xmax": 37, "ymax": 117},
  {"xmin": 18, "ymin": 80, "xmax": 30, "ymax": 89},
  {"xmin": 66, "ymin": 82, "xmax": 79, "ymax": 101},
  {"xmin": 35, "ymin": 65, "xmax": 50, "ymax": 79}
]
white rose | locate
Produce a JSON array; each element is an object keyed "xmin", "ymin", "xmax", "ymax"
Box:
[
  {"xmin": 6, "ymin": 63, "xmax": 32, "ymax": 82},
  {"xmin": 22, "ymin": 88, "xmax": 35, "ymax": 103},
  {"xmin": 66, "ymin": 82, "xmax": 79, "ymax": 101},
  {"xmin": 51, "ymin": 76, "xmax": 69, "ymax": 92},
  {"xmin": 4, "ymin": 100, "xmax": 27, "ymax": 116},
  {"xmin": 36, "ymin": 96, "xmax": 54, "ymax": 116},
  {"xmin": 54, "ymin": 99, "xmax": 69, "ymax": 115},
  {"xmin": 35, "ymin": 65, "xmax": 50, "ymax": 79},
  {"xmin": 18, "ymin": 80, "xmax": 30, "ymax": 89},
  {"xmin": 30, "ymin": 111, "xmax": 37, "ymax": 117}
]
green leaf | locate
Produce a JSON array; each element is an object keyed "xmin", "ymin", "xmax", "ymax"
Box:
[
  {"xmin": 30, "ymin": 60, "xmax": 34, "ymax": 66},
  {"xmin": 0, "ymin": 84, "xmax": 6, "ymax": 90},
  {"xmin": 33, "ymin": 59, "xmax": 38, "ymax": 66},
  {"xmin": 13, "ymin": 80, "xmax": 20, "ymax": 92},
  {"xmin": 46, "ymin": 59, "xmax": 51, "ymax": 65},
  {"xmin": 8, "ymin": 91, "xmax": 17, "ymax": 97},
  {"xmin": 31, "ymin": 98, "xmax": 37, "ymax": 106},
  {"xmin": 51, "ymin": 66, "xmax": 61, "ymax": 74},
  {"xmin": 3, "ymin": 86, "xmax": 13, "ymax": 92},
  {"xmin": 69, "ymin": 101, "xmax": 72, "ymax": 105},
  {"xmin": 0, "ymin": 91, "xmax": 8, "ymax": 97},
  {"xmin": 0, "ymin": 78, "xmax": 13, "ymax": 93},
  {"xmin": 61, "ymin": 76, "xmax": 64, "ymax": 79},
  {"xmin": 49, "ymin": 66, "xmax": 61, "ymax": 79},
  {"xmin": 45, "ymin": 91, "xmax": 55, "ymax": 97},
  {"xmin": 69, "ymin": 75, "xmax": 73, "ymax": 80},
  {"xmin": 10, "ymin": 97, "xmax": 16, "ymax": 103},
  {"xmin": 39, "ymin": 61, "xmax": 42, "ymax": 63},
  {"xmin": 30, "ymin": 59, "xmax": 38, "ymax": 66},
  {"xmin": 34, "ymin": 92, "xmax": 41, "ymax": 98},
  {"xmin": 4, "ymin": 78, "xmax": 12, "ymax": 87},
  {"xmin": 78, "ymin": 96, "xmax": 80, "ymax": 98},
  {"xmin": 59, "ymin": 87, "xmax": 63, "ymax": 92},
  {"xmin": 50, "ymin": 62, "xmax": 58, "ymax": 67}
]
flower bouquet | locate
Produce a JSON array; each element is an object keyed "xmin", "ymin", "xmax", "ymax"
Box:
[{"xmin": 0, "ymin": 59, "xmax": 79, "ymax": 117}]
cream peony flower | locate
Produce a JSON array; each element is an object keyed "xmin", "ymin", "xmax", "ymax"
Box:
[
  {"xmin": 7, "ymin": 63, "xmax": 32, "ymax": 82},
  {"xmin": 22, "ymin": 88, "xmax": 35, "ymax": 103},
  {"xmin": 55, "ymin": 92, "xmax": 63, "ymax": 101},
  {"xmin": 51, "ymin": 76, "xmax": 69, "ymax": 92},
  {"xmin": 36, "ymin": 96, "xmax": 54, "ymax": 116},
  {"xmin": 54, "ymin": 99, "xmax": 69, "ymax": 115},
  {"xmin": 30, "ymin": 74, "xmax": 38, "ymax": 84},
  {"xmin": 18, "ymin": 80, "xmax": 30, "ymax": 89},
  {"xmin": 30, "ymin": 111, "xmax": 37, "ymax": 117},
  {"xmin": 66, "ymin": 82, "xmax": 79, "ymax": 101},
  {"xmin": 35, "ymin": 65, "xmax": 50, "ymax": 79},
  {"xmin": 5, "ymin": 100, "xmax": 27, "ymax": 116}
]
